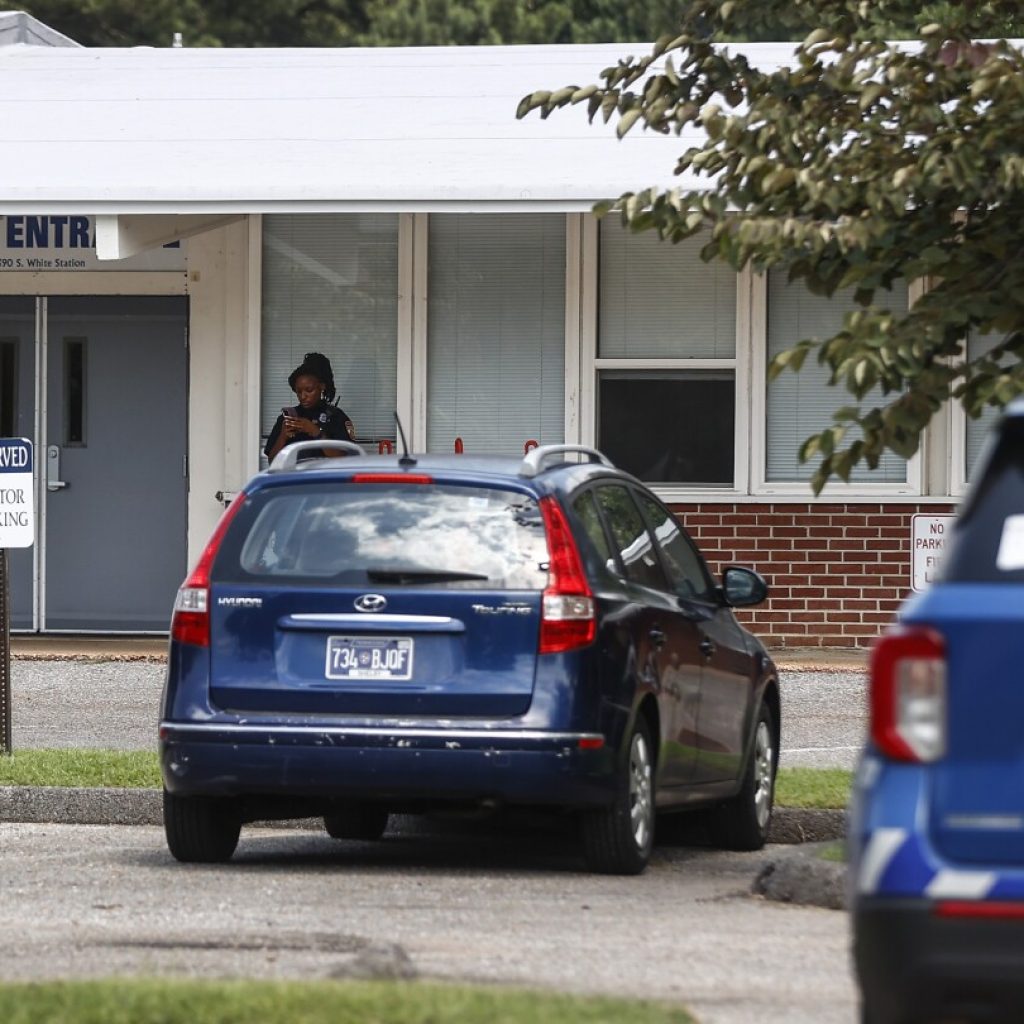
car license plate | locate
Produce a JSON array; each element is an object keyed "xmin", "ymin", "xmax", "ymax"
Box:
[{"xmin": 325, "ymin": 635, "xmax": 414, "ymax": 681}]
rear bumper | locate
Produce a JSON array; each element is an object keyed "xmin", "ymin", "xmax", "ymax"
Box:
[
  {"xmin": 854, "ymin": 899, "xmax": 1024, "ymax": 1023},
  {"xmin": 159, "ymin": 721, "xmax": 616, "ymax": 808}
]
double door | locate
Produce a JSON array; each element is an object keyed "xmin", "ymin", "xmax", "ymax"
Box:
[{"xmin": 2, "ymin": 296, "xmax": 188, "ymax": 631}]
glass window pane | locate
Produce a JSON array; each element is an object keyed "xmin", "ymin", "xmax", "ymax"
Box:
[
  {"xmin": 63, "ymin": 337, "xmax": 86, "ymax": 446},
  {"xmin": 766, "ymin": 274, "xmax": 909, "ymax": 483},
  {"xmin": 427, "ymin": 214, "xmax": 565, "ymax": 456},
  {"xmin": 225, "ymin": 483, "xmax": 548, "ymax": 590},
  {"xmin": 594, "ymin": 484, "xmax": 669, "ymax": 590},
  {"xmin": 965, "ymin": 329, "xmax": 1010, "ymax": 482},
  {"xmin": 0, "ymin": 338, "xmax": 17, "ymax": 438},
  {"xmin": 599, "ymin": 222, "xmax": 736, "ymax": 359},
  {"xmin": 636, "ymin": 491, "xmax": 713, "ymax": 602},
  {"xmin": 599, "ymin": 370, "xmax": 734, "ymax": 486},
  {"xmin": 572, "ymin": 489, "xmax": 616, "ymax": 574},
  {"xmin": 261, "ymin": 214, "xmax": 398, "ymax": 445}
]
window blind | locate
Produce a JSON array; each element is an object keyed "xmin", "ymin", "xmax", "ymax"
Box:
[
  {"xmin": 766, "ymin": 274, "xmax": 909, "ymax": 483},
  {"xmin": 261, "ymin": 214, "xmax": 398, "ymax": 444},
  {"xmin": 427, "ymin": 214, "xmax": 565, "ymax": 456},
  {"xmin": 965, "ymin": 329, "xmax": 1010, "ymax": 481},
  {"xmin": 599, "ymin": 223, "xmax": 736, "ymax": 359}
]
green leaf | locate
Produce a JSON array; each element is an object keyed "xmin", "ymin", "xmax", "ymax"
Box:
[
  {"xmin": 617, "ymin": 108, "xmax": 644, "ymax": 138},
  {"xmin": 802, "ymin": 28, "xmax": 832, "ymax": 48},
  {"xmin": 858, "ymin": 83, "xmax": 884, "ymax": 110}
]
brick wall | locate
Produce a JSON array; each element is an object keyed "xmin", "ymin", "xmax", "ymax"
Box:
[{"xmin": 672, "ymin": 502, "xmax": 957, "ymax": 649}]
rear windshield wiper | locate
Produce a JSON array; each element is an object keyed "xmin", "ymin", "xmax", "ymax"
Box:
[{"xmin": 365, "ymin": 568, "xmax": 491, "ymax": 584}]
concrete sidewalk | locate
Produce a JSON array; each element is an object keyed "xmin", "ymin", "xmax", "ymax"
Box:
[{"xmin": 11, "ymin": 635, "xmax": 167, "ymax": 661}]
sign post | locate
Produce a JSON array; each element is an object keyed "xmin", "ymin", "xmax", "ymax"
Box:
[{"xmin": 0, "ymin": 438, "xmax": 34, "ymax": 755}]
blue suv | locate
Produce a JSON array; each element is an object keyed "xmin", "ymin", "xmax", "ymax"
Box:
[
  {"xmin": 160, "ymin": 441, "xmax": 778, "ymax": 874},
  {"xmin": 851, "ymin": 403, "xmax": 1024, "ymax": 1021}
]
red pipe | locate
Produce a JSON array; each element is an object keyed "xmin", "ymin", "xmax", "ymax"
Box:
[
  {"xmin": 524, "ymin": 439, "xmax": 539, "ymax": 453},
  {"xmin": 454, "ymin": 437, "xmax": 464, "ymax": 454},
  {"xmin": 378, "ymin": 439, "xmax": 394, "ymax": 454}
]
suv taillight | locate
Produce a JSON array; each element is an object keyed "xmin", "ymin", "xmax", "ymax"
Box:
[
  {"xmin": 870, "ymin": 627, "xmax": 947, "ymax": 763},
  {"xmin": 171, "ymin": 492, "xmax": 247, "ymax": 648},
  {"xmin": 538, "ymin": 496, "xmax": 595, "ymax": 654}
]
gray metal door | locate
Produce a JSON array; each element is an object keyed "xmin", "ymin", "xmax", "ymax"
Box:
[{"xmin": 42, "ymin": 296, "xmax": 187, "ymax": 630}]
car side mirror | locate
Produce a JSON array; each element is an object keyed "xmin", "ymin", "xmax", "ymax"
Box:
[{"xmin": 721, "ymin": 566, "xmax": 768, "ymax": 608}]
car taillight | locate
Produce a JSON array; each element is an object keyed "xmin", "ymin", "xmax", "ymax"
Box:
[
  {"xmin": 538, "ymin": 495, "xmax": 595, "ymax": 654},
  {"xmin": 870, "ymin": 627, "xmax": 946, "ymax": 763},
  {"xmin": 171, "ymin": 492, "xmax": 247, "ymax": 648}
]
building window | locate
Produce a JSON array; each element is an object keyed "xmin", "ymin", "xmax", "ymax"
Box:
[
  {"xmin": 261, "ymin": 214, "xmax": 399, "ymax": 446},
  {"xmin": 765, "ymin": 274, "xmax": 910, "ymax": 484},
  {"xmin": 965, "ymin": 330, "xmax": 1007, "ymax": 482},
  {"xmin": 0, "ymin": 338, "xmax": 17, "ymax": 438},
  {"xmin": 63, "ymin": 337, "xmax": 86, "ymax": 446},
  {"xmin": 426, "ymin": 214, "xmax": 565, "ymax": 456},
  {"xmin": 596, "ymin": 223, "xmax": 737, "ymax": 486}
]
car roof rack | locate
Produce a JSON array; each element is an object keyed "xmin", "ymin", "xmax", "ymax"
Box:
[
  {"xmin": 519, "ymin": 444, "xmax": 614, "ymax": 478},
  {"xmin": 268, "ymin": 439, "xmax": 366, "ymax": 473}
]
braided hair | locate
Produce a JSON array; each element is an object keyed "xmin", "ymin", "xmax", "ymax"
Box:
[{"xmin": 288, "ymin": 351, "xmax": 337, "ymax": 405}]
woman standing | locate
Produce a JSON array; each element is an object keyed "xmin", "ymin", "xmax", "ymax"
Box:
[{"xmin": 264, "ymin": 352, "xmax": 356, "ymax": 462}]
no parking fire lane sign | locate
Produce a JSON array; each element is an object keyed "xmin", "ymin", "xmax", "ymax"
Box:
[
  {"xmin": 0, "ymin": 438, "xmax": 33, "ymax": 548},
  {"xmin": 0, "ymin": 437, "xmax": 31, "ymax": 754}
]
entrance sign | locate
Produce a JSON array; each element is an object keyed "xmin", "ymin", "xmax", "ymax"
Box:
[
  {"xmin": 0, "ymin": 439, "xmax": 34, "ymax": 548},
  {"xmin": 0, "ymin": 216, "xmax": 185, "ymax": 272},
  {"xmin": 911, "ymin": 514, "xmax": 956, "ymax": 593}
]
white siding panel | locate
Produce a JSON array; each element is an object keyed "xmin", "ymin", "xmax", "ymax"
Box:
[{"xmin": 0, "ymin": 43, "xmax": 817, "ymax": 209}]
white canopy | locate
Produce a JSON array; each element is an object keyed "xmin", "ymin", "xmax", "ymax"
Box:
[{"xmin": 0, "ymin": 41, "xmax": 804, "ymax": 214}]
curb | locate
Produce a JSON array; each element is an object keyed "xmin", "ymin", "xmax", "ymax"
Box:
[
  {"xmin": 0, "ymin": 786, "xmax": 846, "ymax": 843},
  {"xmin": 753, "ymin": 842, "xmax": 848, "ymax": 910}
]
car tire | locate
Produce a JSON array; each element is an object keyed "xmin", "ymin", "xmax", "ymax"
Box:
[
  {"xmin": 581, "ymin": 715, "xmax": 655, "ymax": 875},
  {"xmin": 708, "ymin": 700, "xmax": 776, "ymax": 851},
  {"xmin": 323, "ymin": 803, "xmax": 390, "ymax": 841},
  {"xmin": 163, "ymin": 790, "xmax": 241, "ymax": 863}
]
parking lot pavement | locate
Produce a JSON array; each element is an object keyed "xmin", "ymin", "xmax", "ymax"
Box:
[
  {"xmin": 779, "ymin": 670, "xmax": 867, "ymax": 770},
  {"xmin": 11, "ymin": 658, "xmax": 166, "ymax": 750},
  {"xmin": 0, "ymin": 820, "xmax": 858, "ymax": 1024},
  {"xmin": 10, "ymin": 658, "xmax": 868, "ymax": 768}
]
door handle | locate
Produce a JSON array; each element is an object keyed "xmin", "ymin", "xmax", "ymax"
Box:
[
  {"xmin": 700, "ymin": 637, "xmax": 716, "ymax": 658},
  {"xmin": 649, "ymin": 627, "xmax": 667, "ymax": 648},
  {"xmin": 46, "ymin": 445, "xmax": 67, "ymax": 491}
]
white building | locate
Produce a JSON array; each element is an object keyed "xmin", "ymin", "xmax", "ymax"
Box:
[{"xmin": 0, "ymin": 26, "xmax": 971, "ymax": 644}]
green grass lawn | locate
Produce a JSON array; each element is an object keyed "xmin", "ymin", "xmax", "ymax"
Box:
[
  {"xmin": 0, "ymin": 749, "xmax": 854, "ymax": 808},
  {"xmin": 0, "ymin": 979, "xmax": 694, "ymax": 1024},
  {"xmin": 774, "ymin": 767, "xmax": 852, "ymax": 809},
  {"xmin": 0, "ymin": 749, "xmax": 161, "ymax": 788}
]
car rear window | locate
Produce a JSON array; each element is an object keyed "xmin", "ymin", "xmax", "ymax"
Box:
[{"xmin": 214, "ymin": 482, "xmax": 549, "ymax": 590}]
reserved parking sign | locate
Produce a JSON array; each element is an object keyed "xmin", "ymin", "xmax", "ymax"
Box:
[{"xmin": 0, "ymin": 439, "xmax": 34, "ymax": 548}]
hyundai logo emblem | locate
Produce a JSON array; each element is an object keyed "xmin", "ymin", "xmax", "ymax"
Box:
[{"xmin": 354, "ymin": 594, "xmax": 388, "ymax": 613}]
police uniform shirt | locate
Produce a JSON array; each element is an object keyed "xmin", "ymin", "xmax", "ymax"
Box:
[{"xmin": 264, "ymin": 403, "xmax": 355, "ymax": 460}]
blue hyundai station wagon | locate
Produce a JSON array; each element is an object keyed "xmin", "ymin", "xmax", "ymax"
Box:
[
  {"xmin": 851, "ymin": 401, "xmax": 1024, "ymax": 1022},
  {"xmin": 160, "ymin": 441, "xmax": 779, "ymax": 874}
]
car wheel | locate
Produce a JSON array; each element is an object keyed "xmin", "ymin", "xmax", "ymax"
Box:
[
  {"xmin": 323, "ymin": 802, "xmax": 390, "ymax": 841},
  {"xmin": 163, "ymin": 789, "xmax": 241, "ymax": 863},
  {"xmin": 581, "ymin": 715, "xmax": 655, "ymax": 875},
  {"xmin": 708, "ymin": 700, "xmax": 776, "ymax": 851}
]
